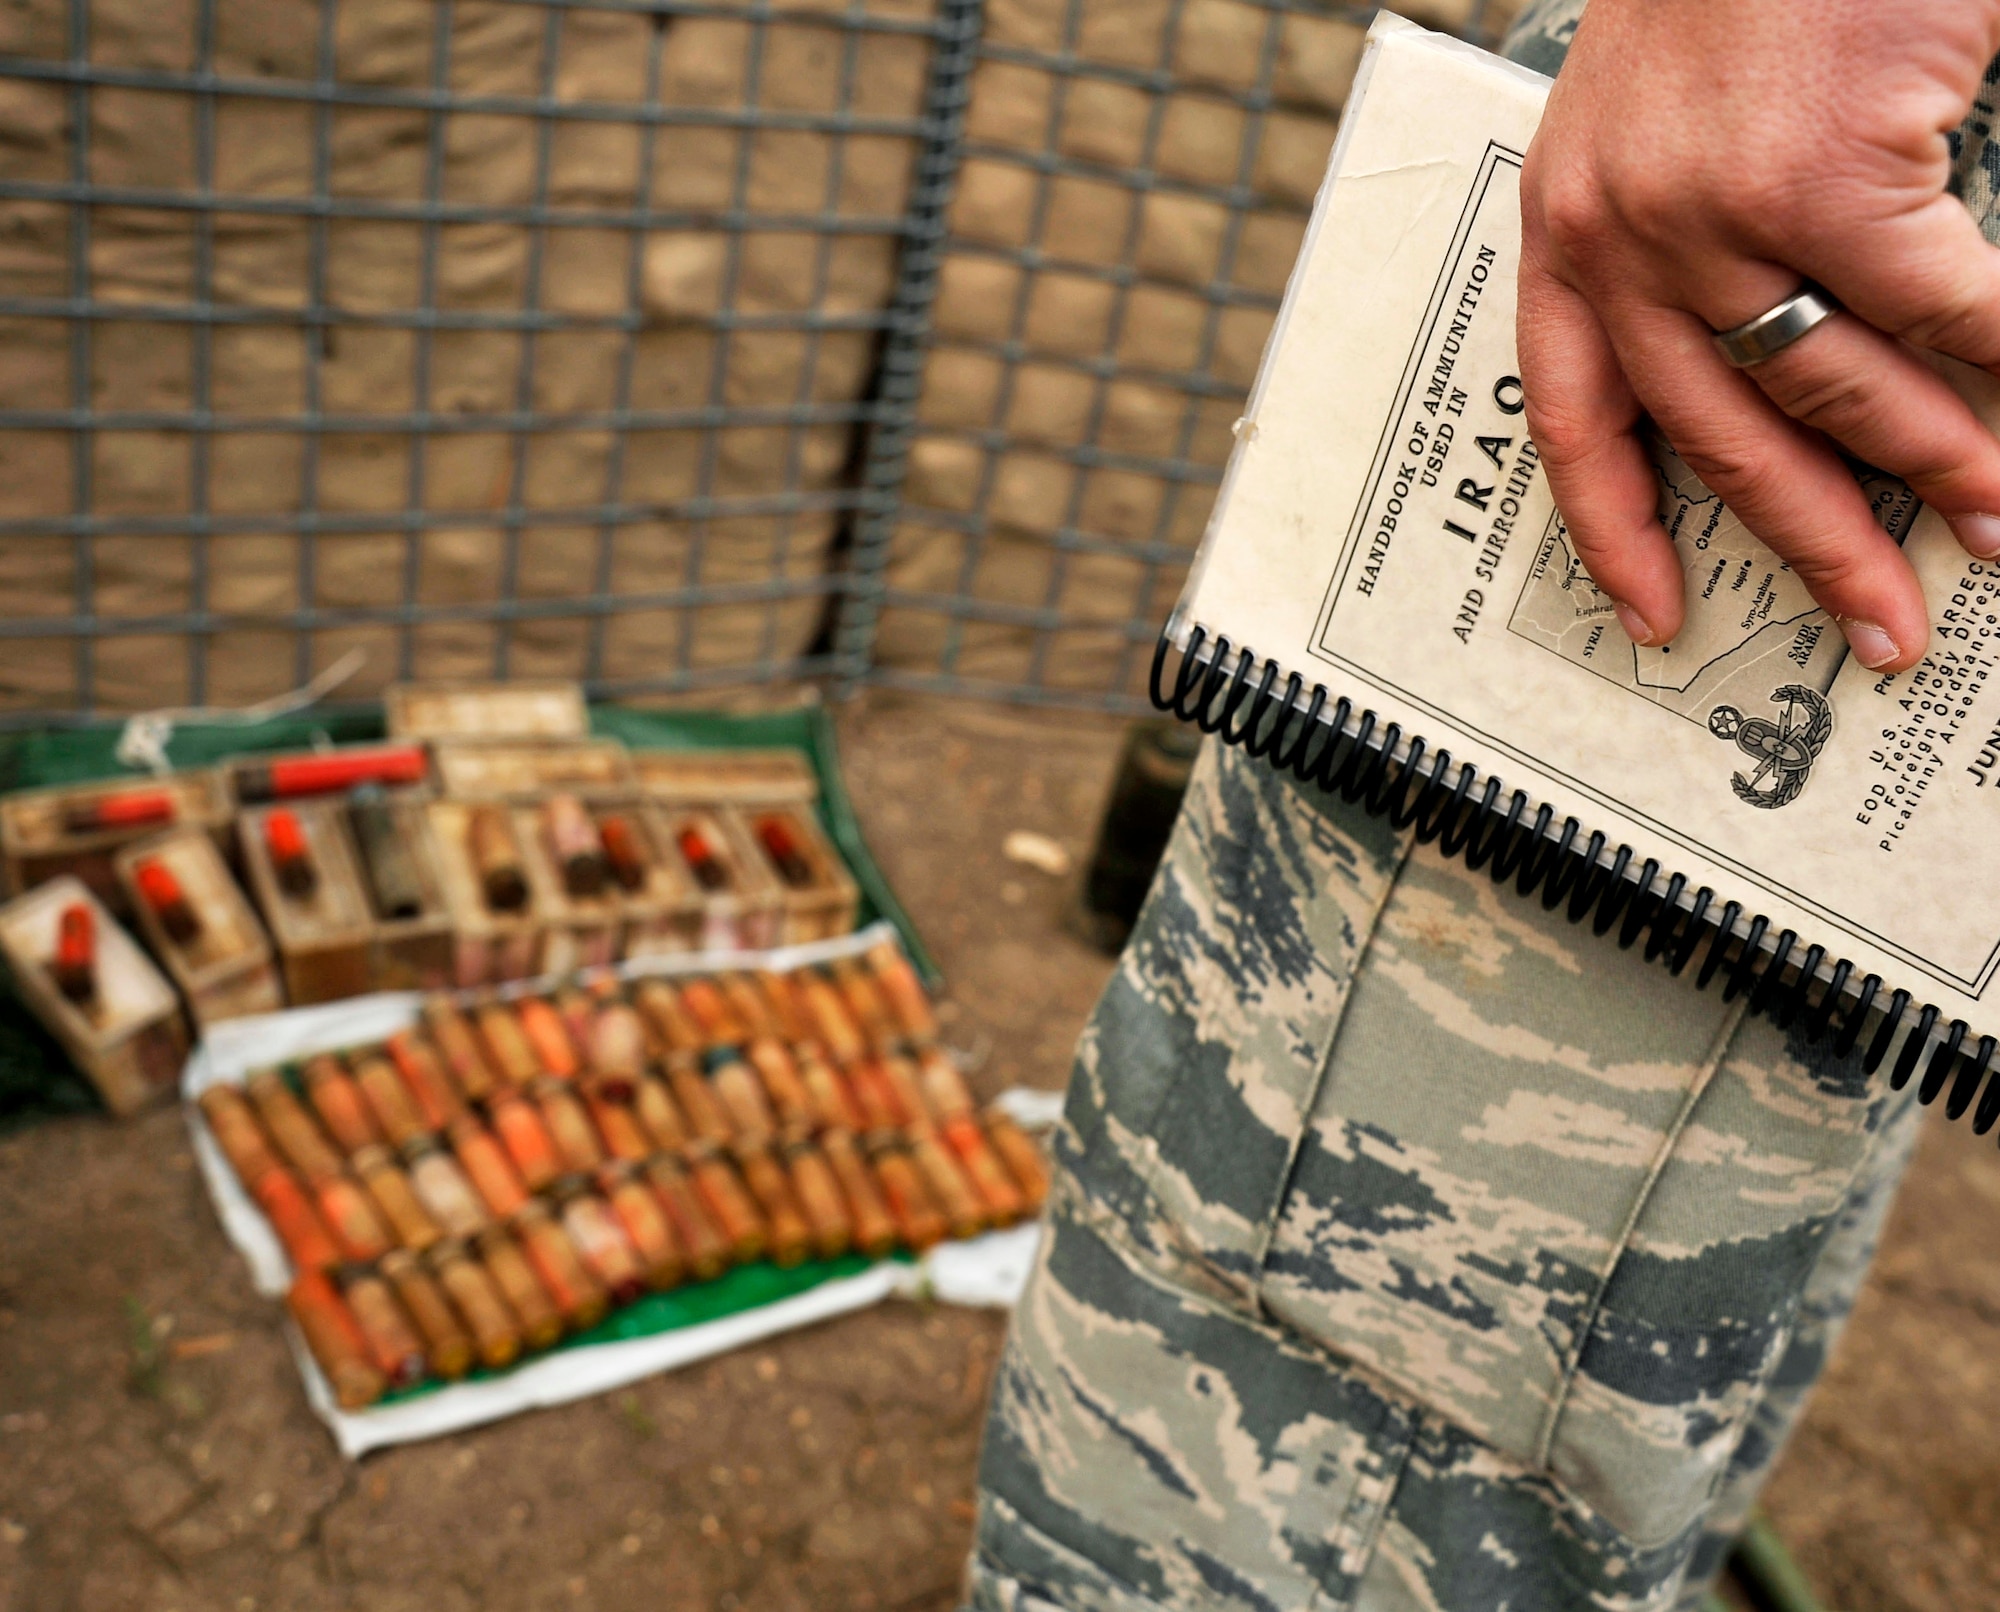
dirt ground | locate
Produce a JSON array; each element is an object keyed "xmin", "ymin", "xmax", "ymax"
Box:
[{"xmin": 1, "ymin": 690, "xmax": 1998, "ymax": 1611}]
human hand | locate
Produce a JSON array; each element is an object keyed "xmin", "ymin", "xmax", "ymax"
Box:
[{"xmin": 1517, "ymin": 0, "xmax": 2000, "ymax": 672}]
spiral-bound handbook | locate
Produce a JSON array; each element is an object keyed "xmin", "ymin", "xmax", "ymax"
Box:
[{"xmin": 1156, "ymin": 15, "xmax": 2000, "ymax": 1130}]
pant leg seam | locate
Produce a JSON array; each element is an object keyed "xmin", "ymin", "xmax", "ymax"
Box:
[
  {"xmin": 1306, "ymin": 1413, "xmax": 1416, "ymax": 1612},
  {"xmin": 1532, "ymin": 996, "xmax": 1750, "ymax": 1470},
  {"xmin": 1246, "ymin": 826, "xmax": 1416, "ymax": 1297}
]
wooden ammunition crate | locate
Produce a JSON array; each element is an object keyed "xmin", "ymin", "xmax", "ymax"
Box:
[
  {"xmin": 384, "ymin": 680, "xmax": 588, "ymax": 742},
  {"xmin": 433, "ymin": 738, "xmax": 636, "ymax": 803},
  {"xmin": 358, "ymin": 795, "xmax": 455, "ymax": 992},
  {"xmin": 736, "ymin": 803, "xmax": 859, "ymax": 945},
  {"xmin": 631, "ymin": 747, "xmax": 818, "ymax": 809},
  {"xmin": 0, "ymin": 877, "xmax": 189, "ymax": 1116},
  {"xmin": 114, "ymin": 829, "xmax": 282, "ymax": 1029},
  {"xmin": 599, "ymin": 802, "xmax": 705, "ymax": 959},
  {"xmin": 426, "ymin": 799, "xmax": 542, "ymax": 987},
  {"xmin": 236, "ymin": 802, "xmax": 374, "ymax": 1004},
  {"xmin": 0, "ymin": 771, "xmax": 233, "ymax": 909},
  {"xmin": 513, "ymin": 802, "xmax": 623, "ymax": 976},
  {"xmin": 652, "ymin": 806, "xmax": 784, "ymax": 953}
]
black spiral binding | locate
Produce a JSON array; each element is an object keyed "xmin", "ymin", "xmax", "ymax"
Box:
[{"xmin": 1151, "ymin": 625, "xmax": 2000, "ymax": 1138}]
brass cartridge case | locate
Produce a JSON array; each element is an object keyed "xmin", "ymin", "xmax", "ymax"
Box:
[
  {"xmin": 381, "ymin": 1247, "xmax": 474, "ymax": 1380},
  {"xmin": 600, "ymin": 1164, "xmax": 684, "ymax": 1292},
  {"xmin": 516, "ymin": 995, "xmax": 580, "ymax": 1080},
  {"xmin": 198, "ymin": 1084, "xmax": 279, "ymax": 1184},
  {"xmin": 403, "ymin": 1141, "xmax": 489, "ymax": 1239},
  {"xmin": 914, "ymin": 1048, "xmax": 976, "ymax": 1122},
  {"xmin": 705, "ymin": 1049, "xmax": 775, "ymax": 1144},
  {"xmin": 535, "ymin": 1079, "xmax": 604, "ymax": 1174},
  {"xmin": 513, "ymin": 1200, "xmax": 610, "ymax": 1328},
  {"xmin": 865, "ymin": 1136, "xmax": 947, "ymax": 1252},
  {"xmin": 907, "ymin": 1123, "xmax": 987, "ymax": 1241},
  {"xmin": 555, "ymin": 987, "xmax": 601, "ymax": 1065},
  {"xmin": 742, "ymin": 1038, "xmax": 814, "ymax": 1131},
  {"xmin": 828, "ymin": 958, "xmax": 898, "ymax": 1052},
  {"xmin": 315, "ymin": 1173, "xmax": 395, "ymax": 1263},
  {"xmin": 352, "ymin": 1143, "xmax": 444, "ymax": 1252},
  {"xmin": 982, "ymin": 1107, "xmax": 1049, "ymax": 1212},
  {"xmin": 250, "ymin": 1166, "xmax": 342, "ymax": 1272},
  {"xmin": 341, "ymin": 1266, "xmax": 427, "ymax": 1387},
  {"xmin": 448, "ymin": 1114, "xmax": 530, "ymax": 1218},
  {"xmin": 780, "ymin": 1138, "xmax": 852, "ymax": 1262},
  {"xmin": 429, "ymin": 1239, "xmax": 521, "ymax": 1371},
  {"xmin": 685, "ymin": 1145, "xmax": 767, "ymax": 1265},
  {"xmin": 246, "ymin": 1069, "xmax": 342, "ymax": 1185},
  {"xmin": 664, "ymin": 1058, "xmax": 734, "ymax": 1150},
  {"xmin": 643, "ymin": 1156, "xmax": 729, "ymax": 1281},
  {"xmin": 475, "ymin": 1001, "xmax": 542, "ymax": 1087},
  {"xmin": 353, "ymin": 1053, "xmax": 427, "ymax": 1149},
  {"xmin": 422, "ymin": 997, "xmax": 500, "ymax": 1102},
  {"xmin": 584, "ymin": 1086, "xmax": 651, "ymax": 1165},
  {"xmin": 817, "ymin": 1131, "xmax": 898, "ymax": 1260},
  {"xmin": 587, "ymin": 1000, "xmax": 648, "ymax": 1085},
  {"xmin": 676, "ymin": 977, "xmax": 748, "ymax": 1046},
  {"xmin": 845, "ymin": 1059, "xmax": 906, "ymax": 1134},
  {"xmin": 736, "ymin": 1146, "xmax": 811, "ymax": 1268},
  {"xmin": 631, "ymin": 1074, "xmax": 691, "ymax": 1153},
  {"xmin": 865, "ymin": 940, "xmax": 938, "ymax": 1047},
  {"xmin": 386, "ymin": 1032, "xmax": 464, "ymax": 1131},
  {"xmin": 792, "ymin": 1043, "xmax": 864, "ymax": 1133},
  {"xmin": 942, "ymin": 1114, "xmax": 1025, "ymax": 1225},
  {"xmin": 303, "ymin": 1055, "xmax": 382, "ymax": 1155},
  {"xmin": 475, "ymin": 1226, "xmax": 564, "ymax": 1350},
  {"xmin": 632, "ymin": 978, "xmax": 704, "ymax": 1056},
  {"xmin": 286, "ymin": 1270, "xmax": 385, "ymax": 1409},
  {"xmin": 485, "ymin": 1087, "xmax": 562, "ymax": 1192},
  {"xmin": 717, "ymin": 973, "xmax": 782, "ymax": 1041},
  {"xmin": 878, "ymin": 1054, "xmax": 930, "ymax": 1128},
  {"xmin": 794, "ymin": 971, "xmax": 868, "ymax": 1066},
  {"xmin": 750, "ymin": 970, "xmax": 816, "ymax": 1046}
]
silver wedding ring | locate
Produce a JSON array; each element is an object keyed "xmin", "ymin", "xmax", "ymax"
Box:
[{"xmin": 1711, "ymin": 283, "xmax": 1841, "ymax": 368}]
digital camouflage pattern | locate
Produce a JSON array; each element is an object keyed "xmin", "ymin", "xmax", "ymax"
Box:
[
  {"xmin": 968, "ymin": 742, "xmax": 1922, "ymax": 1611},
  {"xmin": 965, "ymin": 8, "xmax": 1995, "ymax": 1609}
]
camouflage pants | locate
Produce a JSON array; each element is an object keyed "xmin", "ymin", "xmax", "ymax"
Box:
[
  {"xmin": 967, "ymin": 739, "xmax": 1926, "ymax": 1611},
  {"xmin": 964, "ymin": 16, "xmax": 2000, "ymax": 1603}
]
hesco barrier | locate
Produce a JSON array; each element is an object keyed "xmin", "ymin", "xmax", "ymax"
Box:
[{"xmin": 0, "ymin": 0, "xmax": 1511, "ymax": 726}]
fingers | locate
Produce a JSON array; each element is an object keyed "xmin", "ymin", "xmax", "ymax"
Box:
[
  {"xmin": 1518, "ymin": 257, "xmax": 1687, "ymax": 645},
  {"xmin": 1610, "ymin": 304, "xmax": 1932, "ymax": 671},
  {"xmin": 1744, "ymin": 310, "xmax": 2000, "ymax": 552},
  {"xmin": 1797, "ymin": 191, "xmax": 2000, "ymax": 372}
]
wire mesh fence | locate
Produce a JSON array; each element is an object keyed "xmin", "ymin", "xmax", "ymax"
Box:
[{"xmin": 0, "ymin": 0, "xmax": 1512, "ymax": 727}]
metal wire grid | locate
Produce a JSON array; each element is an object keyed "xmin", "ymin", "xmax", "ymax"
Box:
[
  {"xmin": 0, "ymin": 0, "xmax": 949, "ymax": 724},
  {"xmin": 0, "ymin": 0, "xmax": 1503, "ymax": 727},
  {"xmin": 845, "ymin": 0, "xmax": 1507, "ymax": 714}
]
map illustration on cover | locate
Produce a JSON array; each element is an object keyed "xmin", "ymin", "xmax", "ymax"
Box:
[{"xmin": 1509, "ymin": 439, "xmax": 1921, "ymax": 744}]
